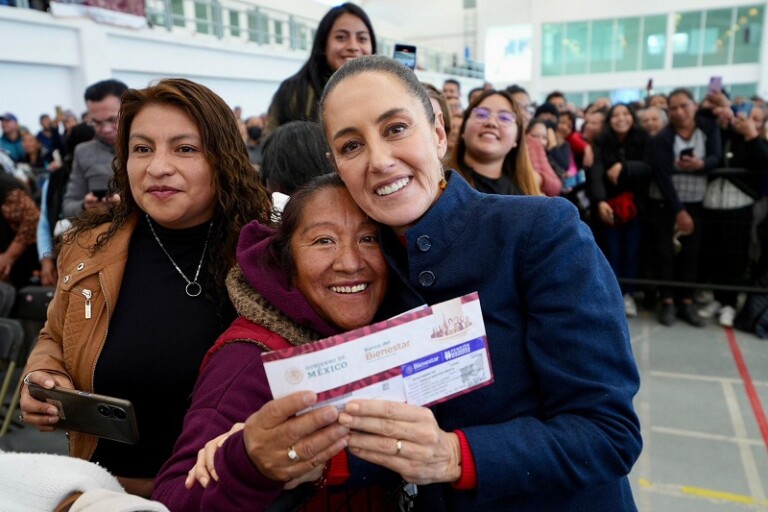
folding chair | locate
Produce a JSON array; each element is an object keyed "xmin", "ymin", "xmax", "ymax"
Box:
[
  {"xmin": 0, "ymin": 281, "xmax": 16, "ymax": 317},
  {"xmin": 0, "ymin": 318, "xmax": 25, "ymax": 437}
]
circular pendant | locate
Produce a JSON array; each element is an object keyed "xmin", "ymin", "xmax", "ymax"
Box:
[{"xmin": 185, "ymin": 282, "xmax": 202, "ymax": 297}]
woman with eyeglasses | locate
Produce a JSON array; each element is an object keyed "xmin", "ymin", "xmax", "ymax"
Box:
[{"xmin": 452, "ymin": 90, "xmax": 542, "ymax": 196}]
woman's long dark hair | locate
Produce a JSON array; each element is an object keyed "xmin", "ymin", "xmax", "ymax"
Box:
[
  {"xmin": 268, "ymin": 3, "xmax": 376, "ymax": 129},
  {"xmin": 595, "ymin": 103, "xmax": 648, "ymax": 161},
  {"xmin": 65, "ymin": 78, "xmax": 272, "ymax": 301}
]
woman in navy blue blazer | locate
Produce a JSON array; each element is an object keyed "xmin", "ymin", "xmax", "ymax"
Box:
[{"xmin": 319, "ymin": 55, "xmax": 642, "ymax": 511}]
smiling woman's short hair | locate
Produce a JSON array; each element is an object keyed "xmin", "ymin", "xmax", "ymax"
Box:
[{"xmin": 320, "ymin": 55, "xmax": 434, "ymax": 130}]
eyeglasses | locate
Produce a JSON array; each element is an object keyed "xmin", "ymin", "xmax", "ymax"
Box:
[
  {"xmin": 470, "ymin": 107, "xmax": 516, "ymax": 126},
  {"xmin": 88, "ymin": 117, "xmax": 118, "ymax": 130}
]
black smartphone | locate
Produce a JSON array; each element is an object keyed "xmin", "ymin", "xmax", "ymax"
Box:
[
  {"xmin": 91, "ymin": 189, "xmax": 108, "ymax": 200},
  {"xmin": 394, "ymin": 44, "xmax": 417, "ymax": 70},
  {"xmin": 28, "ymin": 383, "xmax": 139, "ymax": 444},
  {"xmin": 679, "ymin": 147, "xmax": 694, "ymax": 159}
]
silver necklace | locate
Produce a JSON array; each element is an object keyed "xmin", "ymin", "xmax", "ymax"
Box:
[{"xmin": 146, "ymin": 214, "xmax": 213, "ymax": 297}]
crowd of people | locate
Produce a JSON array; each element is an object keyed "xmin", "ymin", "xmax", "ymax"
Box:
[
  {"xmin": 11, "ymin": 0, "xmax": 768, "ymax": 509},
  {"xmin": 436, "ymin": 77, "xmax": 768, "ymax": 329}
]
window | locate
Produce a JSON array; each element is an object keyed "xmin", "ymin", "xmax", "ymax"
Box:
[
  {"xmin": 229, "ymin": 11, "xmax": 240, "ymax": 37},
  {"xmin": 541, "ymin": 23, "xmax": 565, "ymax": 76},
  {"xmin": 194, "ymin": 1, "xmax": 212, "ymax": 35},
  {"xmin": 702, "ymin": 8, "xmax": 733, "ymax": 66},
  {"xmin": 590, "ymin": 20, "xmax": 614, "ymax": 73},
  {"xmin": 172, "ymin": 0, "xmax": 185, "ymax": 28},
  {"xmin": 248, "ymin": 10, "xmax": 269, "ymax": 44},
  {"xmin": 731, "ymin": 82, "xmax": 758, "ymax": 98},
  {"xmin": 642, "ymin": 15, "xmax": 667, "ymax": 69},
  {"xmin": 615, "ymin": 17, "xmax": 641, "ymax": 71},
  {"xmin": 564, "ymin": 22, "xmax": 588, "ymax": 74},
  {"xmin": 588, "ymin": 90, "xmax": 611, "ymax": 105},
  {"xmin": 673, "ymin": 11, "xmax": 703, "ymax": 67},
  {"xmin": 734, "ymin": 5, "xmax": 763, "ymax": 63}
]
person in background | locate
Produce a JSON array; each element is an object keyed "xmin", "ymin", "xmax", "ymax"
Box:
[
  {"xmin": 648, "ymin": 94, "xmax": 669, "ymax": 111},
  {"xmin": 0, "ymin": 172, "xmax": 40, "ymax": 289},
  {"xmin": 36, "ymin": 113, "xmax": 64, "ymax": 154},
  {"xmin": 20, "ymin": 78, "xmax": 272, "ymax": 498},
  {"xmin": 453, "ymin": 89, "xmax": 541, "ymax": 196},
  {"xmin": 468, "ymin": 86, "xmax": 484, "ymax": 106},
  {"xmin": 245, "ymin": 115, "xmax": 264, "ymax": 168},
  {"xmin": 267, "ymin": 2, "xmax": 376, "ymax": 132},
  {"xmin": 62, "ymin": 79, "xmax": 128, "ymax": 218},
  {"xmin": 639, "ymin": 106, "xmax": 668, "ymax": 137},
  {"xmin": 258, "ymin": 120, "xmax": 334, "ymax": 212},
  {"xmin": 319, "ymin": 54, "xmax": 641, "ymax": 511},
  {"xmin": 506, "ymin": 84, "xmax": 535, "ymax": 129},
  {"xmin": 0, "ymin": 113, "xmax": 25, "ymax": 163},
  {"xmin": 36, "ymin": 122, "xmax": 94, "ymax": 287},
  {"xmin": 525, "ymin": 118, "xmax": 563, "ymax": 197},
  {"xmin": 587, "ymin": 104, "xmax": 651, "ymax": 317},
  {"xmin": 545, "ymin": 90, "xmax": 567, "ymax": 112},
  {"xmin": 442, "ymin": 78, "xmax": 460, "ymax": 100},
  {"xmin": 422, "ymin": 82, "xmax": 452, "ymax": 167},
  {"xmin": 698, "ymin": 96, "xmax": 768, "ymax": 326},
  {"xmin": 648, "ymin": 88, "xmax": 722, "ymax": 327}
]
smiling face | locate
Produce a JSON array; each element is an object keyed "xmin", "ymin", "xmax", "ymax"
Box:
[
  {"xmin": 127, "ymin": 104, "xmax": 216, "ymax": 229},
  {"xmin": 325, "ymin": 13, "xmax": 372, "ymax": 72},
  {"xmin": 291, "ymin": 187, "xmax": 387, "ymax": 331},
  {"xmin": 609, "ymin": 105, "xmax": 633, "ymax": 137},
  {"xmin": 462, "ymin": 94, "xmax": 518, "ymax": 165},
  {"xmin": 324, "ymin": 71, "xmax": 447, "ymax": 236}
]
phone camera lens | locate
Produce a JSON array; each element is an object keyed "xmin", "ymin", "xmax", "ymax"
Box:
[
  {"xmin": 97, "ymin": 404, "xmax": 113, "ymax": 417},
  {"xmin": 111, "ymin": 407, "xmax": 127, "ymax": 420}
]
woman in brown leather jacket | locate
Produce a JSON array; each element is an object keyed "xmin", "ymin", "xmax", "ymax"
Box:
[{"xmin": 19, "ymin": 78, "xmax": 271, "ymax": 497}]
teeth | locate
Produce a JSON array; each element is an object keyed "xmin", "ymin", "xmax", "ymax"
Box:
[
  {"xmin": 376, "ymin": 177, "xmax": 409, "ymax": 196},
  {"xmin": 330, "ymin": 284, "xmax": 368, "ymax": 294}
]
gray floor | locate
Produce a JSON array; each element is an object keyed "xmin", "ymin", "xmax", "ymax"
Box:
[
  {"xmin": 629, "ymin": 310, "xmax": 768, "ymax": 511},
  {"xmin": 1, "ymin": 311, "xmax": 767, "ymax": 510}
]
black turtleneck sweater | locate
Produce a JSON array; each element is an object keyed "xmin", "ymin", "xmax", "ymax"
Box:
[{"xmin": 91, "ymin": 214, "xmax": 234, "ymax": 478}]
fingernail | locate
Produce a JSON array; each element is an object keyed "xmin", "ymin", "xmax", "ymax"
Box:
[
  {"xmin": 200, "ymin": 477, "xmax": 208, "ymax": 488},
  {"xmin": 48, "ymin": 416, "xmax": 58, "ymax": 423},
  {"xmin": 338, "ymin": 413, "xmax": 352, "ymax": 425},
  {"xmin": 303, "ymin": 392, "xmax": 316, "ymax": 405},
  {"xmin": 184, "ymin": 475, "xmax": 192, "ymax": 488},
  {"xmin": 44, "ymin": 380, "xmax": 54, "ymax": 388},
  {"xmin": 345, "ymin": 403, "xmax": 360, "ymax": 413},
  {"xmin": 47, "ymin": 407, "xmax": 57, "ymax": 415},
  {"xmin": 323, "ymin": 408, "xmax": 337, "ymax": 422}
]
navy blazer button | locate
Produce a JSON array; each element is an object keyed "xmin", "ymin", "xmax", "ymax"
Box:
[
  {"xmin": 416, "ymin": 235, "xmax": 432, "ymax": 252},
  {"xmin": 418, "ymin": 271, "xmax": 435, "ymax": 287}
]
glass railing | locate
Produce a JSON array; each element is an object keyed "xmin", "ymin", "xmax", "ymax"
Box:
[{"xmin": 142, "ymin": 0, "xmax": 484, "ymax": 77}]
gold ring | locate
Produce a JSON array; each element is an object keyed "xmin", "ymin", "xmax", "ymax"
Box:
[
  {"xmin": 287, "ymin": 446, "xmax": 300, "ymax": 462},
  {"xmin": 395, "ymin": 439, "xmax": 402, "ymax": 456}
]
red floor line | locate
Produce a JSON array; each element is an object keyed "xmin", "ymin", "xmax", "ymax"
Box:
[{"xmin": 725, "ymin": 327, "xmax": 768, "ymax": 454}]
